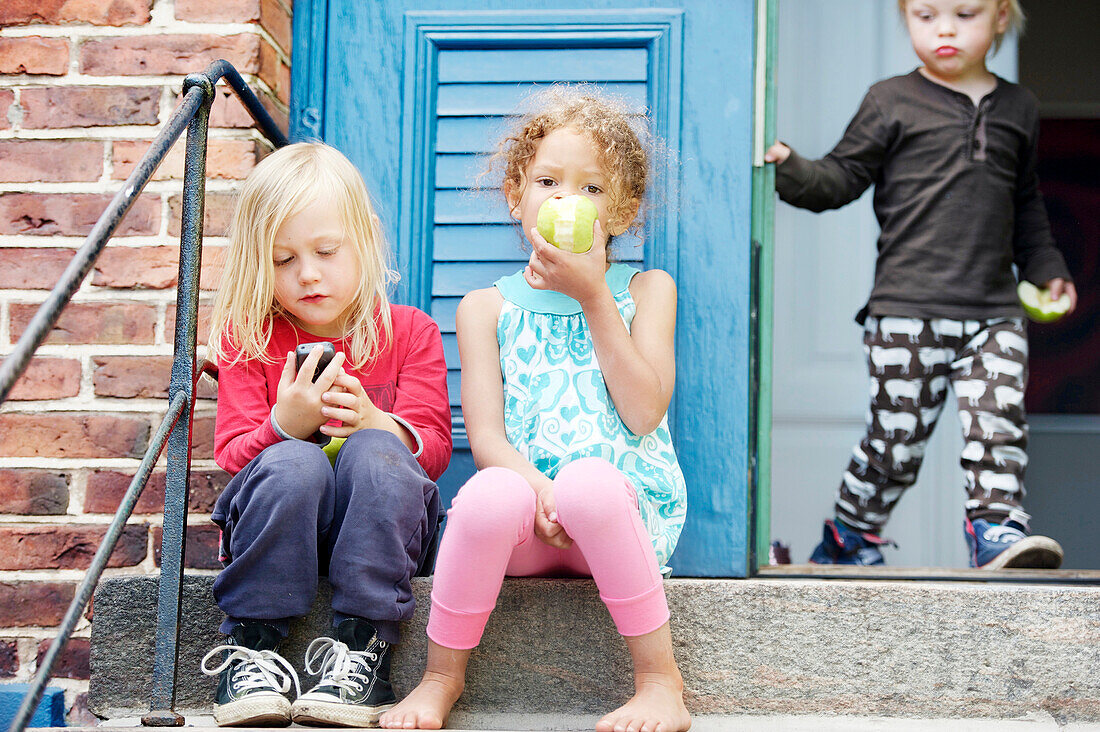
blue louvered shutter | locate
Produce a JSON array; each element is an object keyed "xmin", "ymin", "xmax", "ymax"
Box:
[{"xmin": 430, "ymin": 49, "xmax": 650, "ymax": 433}]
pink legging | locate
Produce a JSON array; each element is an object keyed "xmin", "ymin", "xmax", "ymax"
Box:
[{"xmin": 426, "ymin": 458, "xmax": 669, "ymax": 650}]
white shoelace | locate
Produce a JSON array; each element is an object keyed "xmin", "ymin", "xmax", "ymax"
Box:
[
  {"xmin": 303, "ymin": 637, "xmax": 383, "ymax": 695},
  {"xmin": 200, "ymin": 644, "xmax": 301, "ymax": 697},
  {"xmin": 983, "ymin": 524, "xmax": 1024, "ymax": 544}
]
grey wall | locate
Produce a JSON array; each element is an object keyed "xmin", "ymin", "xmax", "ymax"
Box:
[{"xmin": 1026, "ymin": 419, "xmax": 1100, "ymax": 569}]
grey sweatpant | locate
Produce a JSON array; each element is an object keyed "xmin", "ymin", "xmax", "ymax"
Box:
[{"xmin": 211, "ymin": 429, "xmax": 442, "ymax": 644}]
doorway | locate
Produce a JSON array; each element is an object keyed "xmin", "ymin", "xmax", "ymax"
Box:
[{"xmin": 768, "ymin": 0, "xmax": 1018, "ymax": 568}]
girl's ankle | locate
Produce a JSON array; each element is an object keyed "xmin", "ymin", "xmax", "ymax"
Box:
[
  {"xmin": 634, "ymin": 668, "xmax": 684, "ymax": 691},
  {"xmin": 422, "ymin": 669, "xmax": 466, "ymax": 695}
]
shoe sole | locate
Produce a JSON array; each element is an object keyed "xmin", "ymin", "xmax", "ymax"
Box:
[
  {"xmin": 980, "ymin": 536, "xmax": 1064, "ymax": 569},
  {"xmin": 213, "ymin": 694, "xmax": 292, "ymax": 727},
  {"xmin": 291, "ymin": 698, "xmax": 395, "ymax": 727}
]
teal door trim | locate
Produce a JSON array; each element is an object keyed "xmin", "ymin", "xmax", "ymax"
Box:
[{"xmin": 749, "ymin": 0, "xmax": 777, "ymax": 573}]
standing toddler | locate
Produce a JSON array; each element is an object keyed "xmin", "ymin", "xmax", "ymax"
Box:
[{"xmin": 766, "ymin": 0, "xmax": 1074, "ymax": 568}]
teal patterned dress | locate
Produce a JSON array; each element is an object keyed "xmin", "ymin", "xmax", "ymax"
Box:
[{"xmin": 494, "ymin": 263, "xmax": 688, "ymax": 573}]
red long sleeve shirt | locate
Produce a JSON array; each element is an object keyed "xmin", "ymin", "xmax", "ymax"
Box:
[{"xmin": 213, "ymin": 307, "xmax": 452, "ymax": 480}]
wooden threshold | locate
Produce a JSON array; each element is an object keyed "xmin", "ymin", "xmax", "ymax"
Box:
[{"xmin": 757, "ymin": 563, "xmax": 1100, "ymax": 584}]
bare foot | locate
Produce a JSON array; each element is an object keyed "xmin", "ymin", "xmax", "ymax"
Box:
[
  {"xmin": 379, "ymin": 672, "xmax": 464, "ymax": 730},
  {"xmin": 595, "ymin": 672, "xmax": 691, "ymax": 732}
]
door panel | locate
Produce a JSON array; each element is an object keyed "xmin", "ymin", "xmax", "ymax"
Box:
[{"xmin": 293, "ymin": 0, "xmax": 759, "ymax": 576}]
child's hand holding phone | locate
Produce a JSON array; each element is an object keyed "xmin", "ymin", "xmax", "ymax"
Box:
[
  {"xmin": 273, "ymin": 342, "xmax": 343, "ymax": 441},
  {"xmin": 317, "ymin": 370, "xmax": 388, "ymax": 438}
]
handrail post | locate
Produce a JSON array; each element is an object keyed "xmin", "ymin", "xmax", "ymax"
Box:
[{"xmin": 142, "ymin": 71, "xmax": 215, "ymax": 727}]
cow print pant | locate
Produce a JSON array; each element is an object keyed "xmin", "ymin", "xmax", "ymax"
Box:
[{"xmin": 835, "ymin": 316, "xmax": 1031, "ymax": 533}]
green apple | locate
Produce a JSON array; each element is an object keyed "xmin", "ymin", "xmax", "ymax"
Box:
[
  {"xmin": 322, "ymin": 436, "xmax": 345, "ymax": 466},
  {"xmin": 1017, "ymin": 280, "xmax": 1071, "ymax": 323},
  {"xmin": 536, "ymin": 194, "xmax": 598, "ymax": 253}
]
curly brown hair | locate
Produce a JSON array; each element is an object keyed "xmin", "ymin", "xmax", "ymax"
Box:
[{"xmin": 492, "ymin": 84, "xmax": 650, "ymax": 240}]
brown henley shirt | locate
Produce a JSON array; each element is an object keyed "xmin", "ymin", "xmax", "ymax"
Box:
[{"xmin": 775, "ymin": 69, "xmax": 1071, "ymax": 324}]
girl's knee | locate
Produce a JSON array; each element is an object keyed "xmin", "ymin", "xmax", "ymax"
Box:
[
  {"xmin": 244, "ymin": 441, "xmax": 331, "ymax": 502},
  {"xmin": 337, "ymin": 429, "xmax": 408, "ymax": 470},
  {"xmin": 448, "ymin": 467, "xmax": 535, "ymax": 534},
  {"xmin": 554, "ymin": 458, "xmax": 635, "ymax": 518}
]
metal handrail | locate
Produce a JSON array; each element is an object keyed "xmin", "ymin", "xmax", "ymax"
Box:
[{"xmin": 5, "ymin": 60, "xmax": 288, "ymax": 732}]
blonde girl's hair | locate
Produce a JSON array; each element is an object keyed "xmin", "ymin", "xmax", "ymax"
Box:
[
  {"xmin": 491, "ymin": 84, "xmax": 650, "ymax": 246},
  {"xmin": 898, "ymin": 0, "xmax": 1025, "ymax": 51},
  {"xmin": 208, "ymin": 142, "xmax": 398, "ymax": 369}
]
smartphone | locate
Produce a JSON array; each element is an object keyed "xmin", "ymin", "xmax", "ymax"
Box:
[{"xmin": 294, "ymin": 341, "xmax": 335, "ymax": 383}]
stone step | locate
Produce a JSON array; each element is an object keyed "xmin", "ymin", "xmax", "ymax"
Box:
[
  {"xmin": 88, "ymin": 576, "xmax": 1100, "ymax": 724},
  {"xmin": 82, "ymin": 713, "xmax": 1100, "ymax": 731}
]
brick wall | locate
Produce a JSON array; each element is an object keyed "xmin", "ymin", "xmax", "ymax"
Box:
[{"xmin": 0, "ymin": 0, "xmax": 291, "ymax": 722}]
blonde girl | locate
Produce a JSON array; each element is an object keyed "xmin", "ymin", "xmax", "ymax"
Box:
[
  {"xmin": 200, "ymin": 142, "xmax": 451, "ymax": 728},
  {"xmin": 383, "ymin": 88, "xmax": 691, "ymax": 732}
]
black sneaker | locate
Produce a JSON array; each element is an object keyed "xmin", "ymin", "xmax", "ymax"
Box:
[
  {"xmin": 199, "ymin": 622, "xmax": 300, "ymax": 727},
  {"xmin": 291, "ymin": 618, "xmax": 396, "ymax": 727}
]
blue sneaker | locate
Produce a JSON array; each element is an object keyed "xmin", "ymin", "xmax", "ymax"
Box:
[
  {"xmin": 809, "ymin": 519, "xmax": 895, "ymax": 565},
  {"xmin": 965, "ymin": 518, "xmax": 1063, "ymax": 569}
]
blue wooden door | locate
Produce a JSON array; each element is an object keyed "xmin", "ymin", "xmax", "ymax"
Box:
[{"xmin": 291, "ymin": 1, "xmax": 761, "ymax": 576}]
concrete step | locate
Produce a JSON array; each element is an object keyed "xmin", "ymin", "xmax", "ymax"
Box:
[
  {"xmin": 88, "ymin": 576, "xmax": 1100, "ymax": 724},
  {"xmin": 82, "ymin": 713, "xmax": 1100, "ymax": 731}
]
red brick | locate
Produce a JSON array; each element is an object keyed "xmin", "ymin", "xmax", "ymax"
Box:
[
  {"xmin": 258, "ymin": 92, "xmax": 289, "ymax": 139},
  {"xmin": 36, "ymin": 637, "xmax": 90, "ymax": 680},
  {"xmin": 112, "ymin": 138, "xmax": 257, "ymax": 181},
  {"xmin": 0, "ymin": 37, "xmax": 70, "ymax": 76},
  {"xmin": 0, "ymin": 582, "xmax": 74, "ymax": 626},
  {"xmin": 93, "ymin": 355, "xmax": 169, "ymax": 398},
  {"xmin": 260, "ymin": 0, "xmax": 292, "ymax": 55},
  {"xmin": 20, "ymin": 86, "xmax": 159, "ymax": 129},
  {"xmin": 258, "ymin": 40, "xmax": 290, "ymax": 105},
  {"xmin": 0, "ymin": 0, "xmax": 151, "ymax": 26},
  {"xmin": 0, "ymin": 413, "xmax": 150, "ymax": 459},
  {"xmin": 92, "ymin": 355, "xmax": 217, "ymax": 399},
  {"xmin": 0, "ymin": 524, "xmax": 147, "ymax": 570},
  {"xmin": 80, "ymin": 34, "xmax": 260, "ymax": 76},
  {"xmin": 153, "ymin": 523, "xmax": 221, "ymax": 570},
  {"xmin": 92, "ymin": 245, "xmax": 175, "ymax": 289},
  {"xmin": 166, "ymin": 304, "xmax": 213, "ymax": 346},
  {"xmin": 186, "ymin": 469, "xmax": 229, "ymax": 512},
  {"xmin": 174, "ymin": 0, "xmax": 259, "ymax": 22},
  {"xmin": 0, "ymin": 192, "xmax": 159, "ymax": 236},
  {"xmin": 10, "ymin": 302, "xmax": 157, "ymax": 344},
  {"xmin": 85, "ymin": 469, "xmax": 161, "ymax": 514},
  {"xmin": 0, "ymin": 470, "xmax": 70, "ymax": 515},
  {"xmin": 4, "ymin": 357, "xmax": 81, "ymax": 401},
  {"xmin": 0, "ymin": 640, "xmax": 16, "ymax": 677},
  {"xmin": 201, "ymin": 85, "xmax": 253, "ymax": 128},
  {"xmin": 168, "ymin": 192, "xmax": 235, "ymax": 237},
  {"xmin": 0, "ymin": 248, "xmax": 76, "ymax": 289},
  {"xmin": 84, "ymin": 468, "xmax": 227, "ymax": 515},
  {"xmin": 0, "ymin": 140, "xmax": 103, "ymax": 183},
  {"xmin": 198, "ymin": 244, "xmax": 227, "ymax": 290},
  {"xmin": 112, "ymin": 139, "xmax": 258, "ymax": 181},
  {"xmin": 192, "ymin": 415, "xmax": 215, "ymax": 459},
  {"xmin": 0, "ymin": 89, "xmax": 13, "ymax": 130}
]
